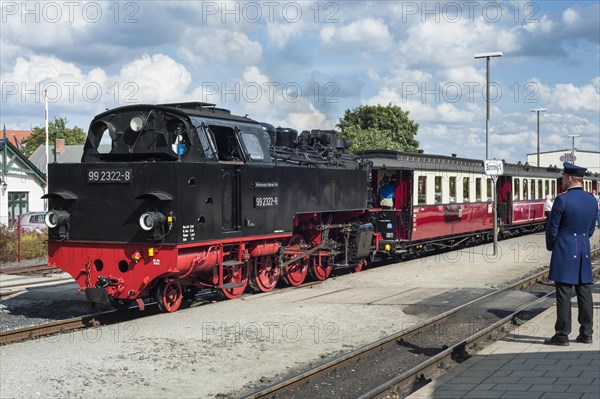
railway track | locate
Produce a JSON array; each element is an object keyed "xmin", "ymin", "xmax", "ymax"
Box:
[
  {"xmin": 243, "ymin": 251, "xmax": 600, "ymax": 399},
  {"xmin": 0, "ymin": 276, "xmax": 322, "ymax": 346},
  {"xmin": 1, "ymin": 263, "xmax": 58, "ymax": 275}
]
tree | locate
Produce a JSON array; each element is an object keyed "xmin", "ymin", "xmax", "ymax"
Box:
[
  {"xmin": 21, "ymin": 117, "xmax": 86, "ymax": 157},
  {"xmin": 337, "ymin": 103, "xmax": 419, "ymax": 154}
]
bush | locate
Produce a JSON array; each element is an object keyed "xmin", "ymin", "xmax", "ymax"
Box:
[{"xmin": 0, "ymin": 225, "xmax": 48, "ymax": 263}]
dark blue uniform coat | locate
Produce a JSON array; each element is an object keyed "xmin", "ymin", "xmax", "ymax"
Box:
[{"xmin": 546, "ymin": 187, "xmax": 597, "ymax": 284}]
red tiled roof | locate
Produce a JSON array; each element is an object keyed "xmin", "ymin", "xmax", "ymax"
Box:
[{"xmin": 3, "ymin": 130, "xmax": 33, "ymax": 147}]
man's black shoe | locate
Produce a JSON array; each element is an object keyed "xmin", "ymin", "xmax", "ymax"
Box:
[
  {"xmin": 544, "ymin": 336, "xmax": 570, "ymax": 346},
  {"xmin": 575, "ymin": 335, "xmax": 593, "ymax": 344}
]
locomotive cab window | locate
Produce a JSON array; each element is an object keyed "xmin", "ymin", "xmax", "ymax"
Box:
[
  {"xmin": 210, "ymin": 126, "xmax": 244, "ymax": 162},
  {"xmin": 239, "ymin": 131, "xmax": 265, "ymax": 161},
  {"xmin": 168, "ymin": 120, "xmax": 190, "ymax": 156}
]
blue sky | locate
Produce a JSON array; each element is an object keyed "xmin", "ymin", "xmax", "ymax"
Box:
[{"xmin": 1, "ymin": 0, "xmax": 599, "ymax": 163}]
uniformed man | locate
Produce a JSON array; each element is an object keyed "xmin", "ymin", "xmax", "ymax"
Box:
[{"xmin": 544, "ymin": 162, "xmax": 597, "ymax": 346}]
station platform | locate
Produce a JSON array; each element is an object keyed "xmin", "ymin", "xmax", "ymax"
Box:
[{"xmin": 406, "ymin": 287, "xmax": 600, "ymax": 399}]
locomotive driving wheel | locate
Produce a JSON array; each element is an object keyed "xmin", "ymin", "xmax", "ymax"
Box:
[
  {"xmin": 155, "ymin": 279, "xmax": 183, "ymax": 313},
  {"xmin": 308, "ymin": 254, "xmax": 332, "ymax": 281},
  {"xmin": 218, "ymin": 262, "xmax": 249, "ymax": 300},
  {"xmin": 282, "ymin": 235, "xmax": 309, "ymax": 287},
  {"xmin": 250, "ymin": 256, "xmax": 280, "ymax": 293}
]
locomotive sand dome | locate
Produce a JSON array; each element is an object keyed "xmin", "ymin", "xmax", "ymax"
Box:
[{"xmin": 44, "ymin": 102, "xmax": 383, "ymax": 312}]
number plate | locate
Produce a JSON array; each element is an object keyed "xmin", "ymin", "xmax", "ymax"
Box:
[
  {"xmin": 254, "ymin": 196, "xmax": 278, "ymax": 208},
  {"xmin": 87, "ymin": 169, "xmax": 132, "ymax": 184}
]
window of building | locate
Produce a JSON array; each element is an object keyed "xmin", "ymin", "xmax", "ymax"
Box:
[
  {"xmin": 463, "ymin": 177, "xmax": 470, "ymax": 202},
  {"xmin": 449, "ymin": 176, "xmax": 456, "ymax": 203},
  {"xmin": 7, "ymin": 192, "xmax": 29, "ymax": 228},
  {"xmin": 434, "ymin": 176, "xmax": 442, "ymax": 204},
  {"xmin": 514, "ymin": 178, "xmax": 520, "ymax": 201},
  {"xmin": 418, "ymin": 176, "xmax": 427, "ymax": 205},
  {"xmin": 476, "ymin": 177, "xmax": 482, "ymax": 201}
]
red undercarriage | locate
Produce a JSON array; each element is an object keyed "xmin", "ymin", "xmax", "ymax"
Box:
[{"xmin": 48, "ymin": 211, "xmax": 381, "ymax": 312}]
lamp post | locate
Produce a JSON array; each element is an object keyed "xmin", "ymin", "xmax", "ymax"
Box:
[
  {"xmin": 567, "ymin": 134, "xmax": 579, "ymax": 164},
  {"xmin": 530, "ymin": 108, "xmax": 546, "ymax": 167},
  {"xmin": 474, "ymin": 51, "xmax": 503, "ymax": 160}
]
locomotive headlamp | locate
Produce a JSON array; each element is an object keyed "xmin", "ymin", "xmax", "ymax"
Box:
[
  {"xmin": 45, "ymin": 210, "xmax": 70, "ymax": 228},
  {"xmin": 139, "ymin": 212, "xmax": 166, "ymax": 231},
  {"xmin": 130, "ymin": 116, "xmax": 144, "ymax": 132}
]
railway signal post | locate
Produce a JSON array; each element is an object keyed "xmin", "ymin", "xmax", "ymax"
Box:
[{"xmin": 485, "ymin": 160, "xmax": 503, "ymax": 255}]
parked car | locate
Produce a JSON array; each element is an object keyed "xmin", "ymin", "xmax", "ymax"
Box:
[{"xmin": 18, "ymin": 212, "xmax": 47, "ymax": 232}]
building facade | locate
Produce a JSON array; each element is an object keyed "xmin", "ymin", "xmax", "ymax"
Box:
[
  {"xmin": 0, "ymin": 139, "xmax": 46, "ymax": 227},
  {"xmin": 526, "ymin": 149, "xmax": 600, "ymax": 175}
]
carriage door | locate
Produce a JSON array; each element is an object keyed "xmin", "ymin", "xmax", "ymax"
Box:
[
  {"xmin": 496, "ymin": 176, "xmax": 512, "ymax": 225},
  {"xmin": 221, "ymin": 167, "xmax": 241, "ymax": 232},
  {"xmin": 395, "ymin": 170, "xmax": 413, "ymax": 240}
]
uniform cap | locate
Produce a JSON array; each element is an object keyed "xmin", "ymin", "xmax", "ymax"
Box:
[{"xmin": 562, "ymin": 162, "xmax": 587, "ymax": 177}]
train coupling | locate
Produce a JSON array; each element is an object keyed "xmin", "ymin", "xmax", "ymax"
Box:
[{"xmin": 85, "ymin": 287, "xmax": 109, "ymax": 303}]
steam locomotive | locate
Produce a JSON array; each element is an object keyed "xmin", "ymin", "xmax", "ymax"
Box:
[{"xmin": 44, "ymin": 102, "xmax": 599, "ymax": 312}]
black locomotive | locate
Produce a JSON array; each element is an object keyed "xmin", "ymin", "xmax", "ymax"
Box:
[{"xmin": 45, "ymin": 102, "xmax": 387, "ymax": 312}]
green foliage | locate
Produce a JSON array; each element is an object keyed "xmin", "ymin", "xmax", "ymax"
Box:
[
  {"xmin": 337, "ymin": 103, "xmax": 420, "ymax": 154},
  {"xmin": 21, "ymin": 117, "xmax": 86, "ymax": 157},
  {"xmin": 0, "ymin": 225, "xmax": 47, "ymax": 263}
]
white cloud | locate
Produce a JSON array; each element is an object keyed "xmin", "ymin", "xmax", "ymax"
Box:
[
  {"xmin": 178, "ymin": 29, "xmax": 263, "ymax": 66},
  {"xmin": 118, "ymin": 54, "xmax": 192, "ymax": 103},
  {"xmin": 562, "ymin": 8, "xmax": 581, "ymax": 25},
  {"xmin": 320, "ymin": 18, "xmax": 392, "ymax": 52},
  {"xmin": 0, "ymin": 53, "xmax": 193, "ymax": 121},
  {"xmin": 536, "ymin": 79, "xmax": 600, "ymax": 113}
]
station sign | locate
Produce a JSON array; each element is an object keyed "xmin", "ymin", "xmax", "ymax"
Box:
[{"xmin": 484, "ymin": 160, "xmax": 503, "ymax": 176}]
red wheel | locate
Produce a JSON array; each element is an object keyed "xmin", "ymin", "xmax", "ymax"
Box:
[
  {"xmin": 309, "ymin": 254, "xmax": 332, "ymax": 281},
  {"xmin": 250, "ymin": 256, "xmax": 280, "ymax": 293},
  {"xmin": 283, "ymin": 236, "xmax": 308, "ymax": 286},
  {"xmin": 353, "ymin": 259, "xmax": 367, "ymax": 273},
  {"xmin": 155, "ymin": 279, "xmax": 183, "ymax": 313},
  {"xmin": 218, "ymin": 262, "xmax": 248, "ymax": 299}
]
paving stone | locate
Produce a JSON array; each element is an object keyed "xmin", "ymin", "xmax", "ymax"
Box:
[
  {"xmin": 492, "ymin": 383, "xmax": 532, "ymax": 391},
  {"xmin": 508, "ymin": 370, "xmax": 547, "ymax": 378},
  {"xmin": 430, "ymin": 390, "xmax": 465, "ymax": 398},
  {"xmin": 518, "ymin": 377, "xmax": 558, "ymax": 385},
  {"xmin": 463, "ymin": 391, "xmax": 504, "ymax": 399},
  {"xmin": 500, "ymin": 391, "xmax": 542, "ymax": 399},
  {"xmin": 540, "ymin": 393, "xmax": 583, "ymax": 399},
  {"xmin": 555, "ymin": 377, "xmax": 595, "ymax": 385},
  {"xmin": 566, "ymin": 384, "xmax": 600, "ymax": 393},
  {"xmin": 528, "ymin": 384, "xmax": 568, "ymax": 393},
  {"xmin": 472, "ymin": 383, "xmax": 497, "ymax": 391},
  {"xmin": 443, "ymin": 383, "xmax": 479, "ymax": 391},
  {"xmin": 543, "ymin": 370, "xmax": 582, "ymax": 378},
  {"xmin": 483, "ymin": 376, "xmax": 523, "ymax": 384}
]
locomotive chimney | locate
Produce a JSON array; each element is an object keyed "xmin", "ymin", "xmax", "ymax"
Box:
[{"xmin": 55, "ymin": 139, "xmax": 65, "ymax": 154}]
